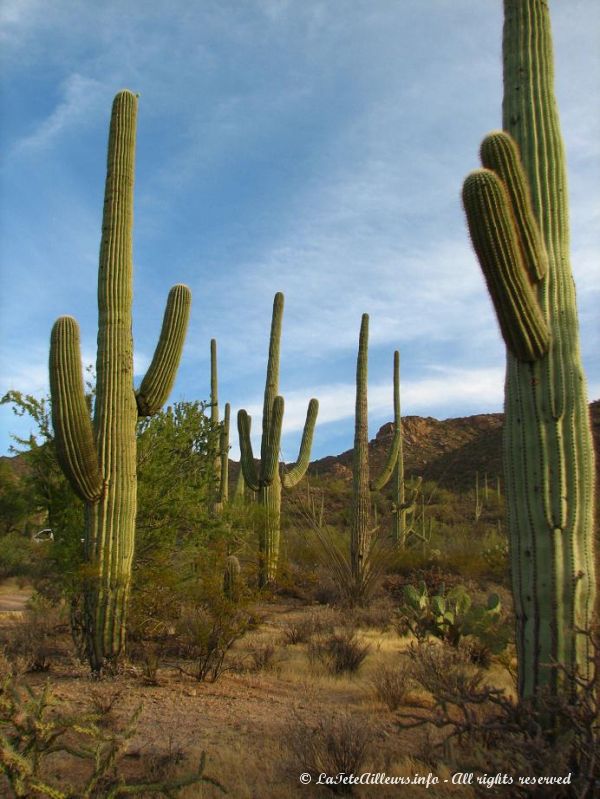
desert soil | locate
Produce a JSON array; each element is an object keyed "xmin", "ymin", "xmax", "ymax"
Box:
[{"xmin": 0, "ymin": 594, "xmax": 505, "ymax": 798}]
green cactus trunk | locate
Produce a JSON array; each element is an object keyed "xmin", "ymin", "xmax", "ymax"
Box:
[
  {"xmin": 209, "ymin": 339, "xmax": 230, "ymax": 513},
  {"xmin": 49, "ymin": 92, "xmax": 191, "ymax": 674},
  {"xmin": 463, "ymin": 0, "xmax": 596, "ymax": 701},
  {"xmin": 502, "ymin": 0, "xmax": 596, "ymax": 700},
  {"xmin": 351, "ymin": 315, "xmax": 371, "ymax": 581},
  {"xmin": 350, "ymin": 315, "xmax": 402, "ymax": 583},
  {"xmin": 86, "ymin": 90, "xmax": 139, "ymax": 667},
  {"xmin": 238, "ymin": 293, "xmax": 318, "ymax": 587}
]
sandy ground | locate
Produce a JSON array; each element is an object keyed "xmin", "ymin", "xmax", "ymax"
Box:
[
  {"xmin": 0, "ymin": 597, "xmax": 514, "ymax": 798},
  {"xmin": 0, "ymin": 577, "xmax": 32, "ymax": 612}
]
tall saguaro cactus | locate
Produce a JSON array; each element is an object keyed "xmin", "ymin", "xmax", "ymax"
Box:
[
  {"xmin": 351, "ymin": 314, "xmax": 401, "ymax": 583},
  {"xmin": 237, "ymin": 293, "xmax": 319, "ymax": 586},
  {"xmin": 209, "ymin": 338, "xmax": 230, "ymax": 513},
  {"xmin": 462, "ymin": 1, "xmax": 596, "ymax": 701},
  {"xmin": 49, "ymin": 91, "xmax": 191, "ymax": 673}
]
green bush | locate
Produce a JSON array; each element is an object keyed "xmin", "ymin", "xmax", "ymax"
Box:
[{"xmin": 0, "ymin": 533, "xmax": 35, "ymax": 579}]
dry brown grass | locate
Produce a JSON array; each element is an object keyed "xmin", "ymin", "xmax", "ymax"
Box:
[{"xmin": 0, "ymin": 595, "xmax": 567, "ymax": 798}]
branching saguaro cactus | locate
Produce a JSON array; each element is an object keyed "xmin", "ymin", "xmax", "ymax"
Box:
[
  {"xmin": 209, "ymin": 339, "xmax": 230, "ymax": 514},
  {"xmin": 462, "ymin": 0, "xmax": 596, "ymax": 701},
  {"xmin": 386, "ymin": 351, "xmax": 422, "ymax": 548},
  {"xmin": 237, "ymin": 292, "xmax": 319, "ymax": 587},
  {"xmin": 49, "ymin": 91, "xmax": 191, "ymax": 674},
  {"xmin": 351, "ymin": 314, "xmax": 401, "ymax": 583}
]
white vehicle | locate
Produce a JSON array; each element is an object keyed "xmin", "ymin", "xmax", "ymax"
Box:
[{"xmin": 32, "ymin": 528, "xmax": 54, "ymax": 543}]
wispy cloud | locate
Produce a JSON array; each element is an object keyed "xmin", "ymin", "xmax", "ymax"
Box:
[
  {"xmin": 0, "ymin": 1, "xmax": 597, "ymax": 462},
  {"xmin": 229, "ymin": 365, "xmax": 505, "ymax": 459},
  {"xmin": 12, "ymin": 74, "xmax": 105, "ymax": 154}
]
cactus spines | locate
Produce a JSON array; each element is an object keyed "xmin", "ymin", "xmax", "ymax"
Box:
[
  {"xmin": 49, "ymin": 90, "xmax": 190, "ymax": 674},
  {"xmin": 237, "ymin": 292, "xmax": 319, "ymax": 586},
  {"xmin": 463, "ymin": 0, "xmax": 596, "ymax": 701},
  {"xmin": 350, "ymin": 314, "xmax": 401, "ymax": 582}
]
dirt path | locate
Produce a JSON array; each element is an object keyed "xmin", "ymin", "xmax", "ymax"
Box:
[{"xmin": 0, "ymin": 577, "xmax": 32, "ymax": 612}]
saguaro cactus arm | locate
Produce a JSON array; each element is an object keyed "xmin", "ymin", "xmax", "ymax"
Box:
[
  {"xmin": 262, "ymin": 395, "xmax": 284, "ymax": 485},
  {"xmin": 238, "ymin": 396, "xmax": 283, "ymax": 490},
  {"xmin": 49, "ymin": 316, "xmax": 103, "ymax": 503},
  {"xmin": 462, "ymin": 167, "xmax": 550, "ymax": 362},
  {"xmin": 136, "ymin": 284, "xmax": 192, "ymax": 416},
  {"xmin": 282, "ymin": 398, "xmax": 319, "ymax": 489},
  {"xmin": 480, "ymin": 131, "xmax": 548, "ymax": 282},
  {"xmin": 238, "ymin": 410, "xmax": 260, "ymax": 492},
  {"xmin": 370, "ymin": 350, "xmax": 401, "ymax": 492}
]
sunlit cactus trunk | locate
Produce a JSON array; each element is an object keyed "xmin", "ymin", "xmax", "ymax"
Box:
[
  {"xmin": 238, "ymin": 293, "xmax": 319, "ymax": 587},
  {"xmin": 87, "ymin": 90, "xmax": 139, "ymax": 667},
  {"xmin": 351, "ymin": 315, "xmax": 371, "ymax": 582},
  {"xmin": 209, "ymin": 339, "xmax": 230, "ymax": 514},
  {"xmin": 463, "ymin": 0, "xmax": 596, "ymax": 701},
  {"xmin": 351, "ymin": 315, "xmax": 401, "ymax": 583},
  {"xmin": 49, "ymin": 92, "xmax": 191, "ymax": 673}
]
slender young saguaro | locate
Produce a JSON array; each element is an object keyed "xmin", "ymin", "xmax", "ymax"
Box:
[
  {"xmin": 388, "ymin": 352, "xmax": 420, "ymax": 548},
  {"xmin": 237, "ymin": 293, "xmax": 319, "ymax": 586},
  {"xmin": 462, "ymin": 0, "xmax": 596, "ymax": 701},
  {"xmin": 209, "ymin": 339, "xmax": 230, "ymax": 513},
  {"xmin": 49, "ymin": 91, "xmax": 191, "ymax": 674},
  {"xmin": 350, "ymin": 315, "xmax": 401, "ymax": 582}
]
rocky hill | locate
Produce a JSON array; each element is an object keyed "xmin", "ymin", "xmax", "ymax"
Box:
[
  {"xmin": 310, "ymin": 399, "xmax": 600, "ymax": 496},
  {"xmin": 3, "ymin": 401, "xmax": 598, "ymax": 499}
]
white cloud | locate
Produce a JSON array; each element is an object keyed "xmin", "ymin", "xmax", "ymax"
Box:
[
  {"xmin": 227, "ymin": 365, "xmax": 505, "ymax": 460},
  {"xmin": 13, "ymin": 74, "xmax": 105, "ymax": 154}
]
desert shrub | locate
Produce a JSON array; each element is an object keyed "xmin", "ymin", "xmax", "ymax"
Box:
[
  {"xmin": 371, "ymin": 660, "xmax": 413, "ymax": 711},
  {"xmin": 399, "ymin": 634, "xmax": 599, "ymax": 798},
  {"xmin": 312, "ymin": 570, "xmax": 342, "ymax": 605},
  {"xmin": 0, "ymin": 675, "xmax": 224, "ymax": 798},
  {"xmin": 282, "ymin": 612, "xmax": 332, "ymax": 645},
  {"xmin": 243, "ymin": 641, "xmax": 279, "ymax": 672},
  {"xmin": 87, "ymin": 686, "xmax": 124, "ymax": 727},
  {"xmin": 308, "ymin": 629, "xmax": 370, "ymax": 676},
  {"xmin": 128, "ymin": 638, "xmax": 164, "ymax": 685},
  {"xmin": 176, "ymin": 599, "xmax": 251, "ymax": 682},
  {"xmin": 0, "ymin": 594, "xmax": 67, "ymax": 673},
  {"xmin": 406, "ymin": 640, "xmax": 487, "ymax": 703},
  {"xmin": 287, "ymin": 712, "xmax": 373, "ymax": 794},
  {"xmin": 142, "ymin": 736, "xmax": 189, "ymax": 783},
  {"xmin": 346, "ymin": 597, "xmax": 395, "ymax": 631}
]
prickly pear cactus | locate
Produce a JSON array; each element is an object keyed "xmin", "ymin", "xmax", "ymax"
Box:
[
  {"xmin": 49, "ymin": 91, "xmax": 191, "ymax": 673},
  {"xmin": 462, "ymin": 0, "xmax": 596, "ymax": 700}
]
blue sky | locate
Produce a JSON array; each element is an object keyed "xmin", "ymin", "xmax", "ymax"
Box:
[{"xmin": 1, "ymin": 0, "xmax": 598, "ymax": 462}]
